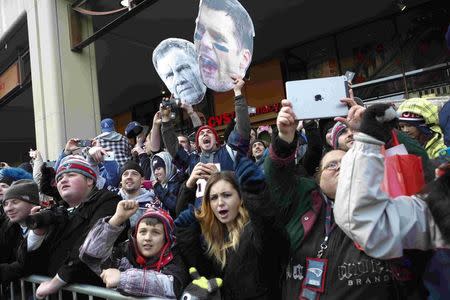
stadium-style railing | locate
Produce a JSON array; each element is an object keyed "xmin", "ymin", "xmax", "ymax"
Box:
[{"xmin": 1, "ymin": 275, "xmax": 166, "ymax": 300}]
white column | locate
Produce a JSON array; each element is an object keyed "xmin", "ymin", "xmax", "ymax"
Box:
[{"xmin": 26, "ymin": 0, "xmax": 100, "ymax": 160}]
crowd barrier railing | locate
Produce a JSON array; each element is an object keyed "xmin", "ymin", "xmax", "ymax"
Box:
[{"xmin": 1, "ymin": 274, "xmax": 167, "ymax": 300}]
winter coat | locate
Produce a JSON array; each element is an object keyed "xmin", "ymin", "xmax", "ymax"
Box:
[
  {"xmin": 398, "ymin": 98, "xmax": 447, "ymax": 158},
  {"xmin": 79, "ymin": 217, "xmax": 189, "ymax": 298},
  {"xmin": 439, "ymin": 100, "xmax": 450, "ymax": 146},
  {"xmin": 265, "ymin": 133, "xmax": 422, "ymax": 300},
  {"xmin": 161, "ymin": 95, "xmax": 250, "ymax": 175},
  {"xmin": 176, "ymin": 156, "xmax": 289, "ymax": 300},
  {"xmin": 0, "ymin": 221, "xmax": 26, "ymax": 282},
  {"xmin": 150, "ymin": 152, "xmax": 185, "ymax": 217},
  {"xmin": 334, "ymin": 132, "xmax": 448, "ymax": 259},
  {"xmin": 21, "ymin": 188, "xmax": 121, "ymax": 285}
]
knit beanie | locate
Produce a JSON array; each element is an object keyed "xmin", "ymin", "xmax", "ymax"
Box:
[
  {"xmin": 134, "ymin": 208, "xmax": 175, "ymax": 244},
  {"xmin": 195, "ymin": 125, "xmax": 220, "ymax": 151},
  {"xmin": 56, "ymin": 155, "xmax": 97, "ymax": 182},
  {"xmin": 119, "ymin": 161, "xmax": 144, "ymax": 178},
  {"xmin": 398, "ymin": 111, "xmax": 433, "ymax": 137},
  {"xmin": 0, "ymin": 167, "xmax": 33, "ymax": 186},
  {"xmin": 3, "ymin": 179, "xmax": 40, "ymax": 205},
  {"xmin": 133, "ymin": 208, "xmax": 175, "ymax": 271},
  {"xmin": 151, "ymin": 156, "xmax": 165, "ymax": 171},
  {"xmin": 399, "ymin": 111, "xmax": 425, "ymax": 124},
  {"xmin": 330, "ymin": 122, "xmax": 348, "ymax": 150}
]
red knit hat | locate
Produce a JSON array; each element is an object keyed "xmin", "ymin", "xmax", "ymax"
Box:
[
  {"xmin": 133, "ymin": 208, "xmax": 175, "ymax": 271},
  {"xmin": 195, "ymin": 125, "xmax": 220, "ymax": 152}
]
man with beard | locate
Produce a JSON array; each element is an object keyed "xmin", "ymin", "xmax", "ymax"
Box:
[
  {"xmin": 117, "ymin": 161, "xmax": 157, "ymax": 226},
  {"xmin": 194, "ymin": 0, "xmax": 254, "ymax": 92},
  {"xmin": 160, "ymin": 77, "xmax": 250, "ymax": 176}
]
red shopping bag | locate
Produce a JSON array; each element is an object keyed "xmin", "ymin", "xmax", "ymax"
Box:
[{"xmin": 381, "ymin": 131, "xmax": 425, "ymax": 197}]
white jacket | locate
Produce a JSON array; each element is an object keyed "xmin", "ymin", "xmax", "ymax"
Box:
[{"xmin": 334, "ymin": 132, "xmax": 448, "ymax": 259}]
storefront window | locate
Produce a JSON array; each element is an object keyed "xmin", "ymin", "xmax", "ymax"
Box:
[
  {"xmin": 287, "ymin": 37, "xmax": 338, "ymax": 80},
  {"xmin": 336, "ymin": 19, "xmax": 400, "ymax": 84},
  {"xmin": 396, "ymin": 3, "xmax": 449, "ymax": 73}
]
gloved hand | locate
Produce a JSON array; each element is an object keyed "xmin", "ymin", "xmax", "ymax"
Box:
[
  {"xmin": 234, "ymin": 154, "xmax": 265, "ymax": 193},
  {"xmin": 359, "ymin": 104, "xmax": 398, "ymax": 143},
  {"xmin": 180, "ymin": 267, "xmax": 222, "ymax": 300}
]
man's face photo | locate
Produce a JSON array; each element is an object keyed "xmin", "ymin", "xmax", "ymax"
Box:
[
  {"xmin": 153, "ymin": 39, "xmax": 206, "ymax": 105},
  {"xmin": 194, "ymin": 0, "xmax": 254, "ymax": 92}
]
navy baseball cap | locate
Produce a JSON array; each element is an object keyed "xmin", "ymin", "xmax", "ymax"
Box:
[
  {"xmin": 125, "ymin": 121, "xmax": 143, "ymax": 138},
  {"xmin": 101, "ymin": 118, "xmax": 115, "ymax": 133}
]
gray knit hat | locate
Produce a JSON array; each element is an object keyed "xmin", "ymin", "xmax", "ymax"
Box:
[{"xmin": 3, "ymin": 179, "xmax": 40, "ymax": 205}]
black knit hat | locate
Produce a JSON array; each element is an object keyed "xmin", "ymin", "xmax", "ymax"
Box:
[
  {"xmin": 3, "ymin": 179, "xmax": 40, "ymax": 205},
  {"xmin": 120, "ymin": 161, "xmax": 144, "ymax": 178}
]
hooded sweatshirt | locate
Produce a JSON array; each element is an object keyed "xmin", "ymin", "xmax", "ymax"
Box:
[
  {"xmin": 118, "ymin": 188, "xmax": 158, "ymax": 227},
  {"xmin": 79, "ymin": 208, "xmax": 189, "ymax": 298},
  {"xmin": 150, "ymin": 152, "xmax": 184, "ymax": 217}
]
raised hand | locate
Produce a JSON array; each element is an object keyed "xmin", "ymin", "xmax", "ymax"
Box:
[
  {"xmin": 64, "ymin": 138, "xmax": 80, "ymax": 155},
  {"xmin": 109, "ymin": 200, "xmax": 139, "ymax": 226},
  {"xmin": 277, "ymin": 99, "xmax": 297, "ymax": 143},
  {"xmin": 334, "ymin": 105, "xmax": 366, "ymax": 131},
  {"xmin": 231, "ymin": 75, "xmax": 245, "ymax": 97}
]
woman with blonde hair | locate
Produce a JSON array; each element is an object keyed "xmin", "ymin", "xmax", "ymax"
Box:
[{"xmin": 176, "ymin": 156, "xmax": 289, "ymax": 299}]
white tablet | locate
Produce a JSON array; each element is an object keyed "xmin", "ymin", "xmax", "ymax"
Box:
[{"xmin": 286, "ymin": 76, "xmax": 349, "ymax": 120}]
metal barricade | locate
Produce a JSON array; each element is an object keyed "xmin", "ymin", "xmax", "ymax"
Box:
[{"xmin": 1, "ymin": 275, "xmax": 167, "ymax": 300}]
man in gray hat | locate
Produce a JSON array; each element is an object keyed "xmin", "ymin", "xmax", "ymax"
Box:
[{"xmin": 0, "ymin": 179, "xmax": 39, "ymax": 283}]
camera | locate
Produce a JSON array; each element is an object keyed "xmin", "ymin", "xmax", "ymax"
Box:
[
  {"xmin": 25, "ymin": 205, "xmax": 68, "ymax": 230},
  {"xmin": 77, "ymin": 140, "xmax": 92, "ymax": 147},
  {"xmin": 161, "ymin": 97, "xmax": 178, "ymax": 120}
]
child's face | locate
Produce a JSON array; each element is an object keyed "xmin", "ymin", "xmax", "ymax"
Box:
[{"xmin": 136, "ymin": 221, "xmax": 165, "ymax": 258}]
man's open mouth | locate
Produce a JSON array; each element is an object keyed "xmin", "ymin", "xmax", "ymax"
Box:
[{"xmin": 199, "ymin": 55, "xmax": 218, "ymax": 76}]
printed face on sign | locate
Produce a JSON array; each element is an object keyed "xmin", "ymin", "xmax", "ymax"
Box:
[
  {"xmin": 153, "ymin": 38, "xmax": 206, "ymax": 105},
  {"xmin": 194, "ymin": 0, "xmax": 254, "ymax": 92}
]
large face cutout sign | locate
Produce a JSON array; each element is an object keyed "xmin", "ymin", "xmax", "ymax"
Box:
[
  {"xmin": 194, "ymin": 0, "xmax": 255, "ymax": 92},
  {"xmin": 153, "ymin": 38, "xmax": 207, "ymax": 105}
]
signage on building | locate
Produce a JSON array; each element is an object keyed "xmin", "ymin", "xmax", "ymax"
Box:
[
  {"xmin": 0, "ymin": 62, "xmax": 20, "ymax": 102},
  {"xmin": 208, "ymin": 102, "xmax": 281, "ymax": 127}
]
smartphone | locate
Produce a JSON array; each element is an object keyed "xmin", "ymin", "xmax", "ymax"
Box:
[
  {"xmin": 104, "ymin": 151, "xmax": 115, "ymax": 161},
  {"xmin": 344, "ymin": 71, "xmax": 355, "ymax": 83},
  {"xmin": 77, "ymin": 140, "xmax": 92, "ymax": 147}
]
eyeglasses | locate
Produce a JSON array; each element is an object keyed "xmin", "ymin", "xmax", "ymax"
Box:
[{"xmin": 323, "ymin": 160, "xmax": 341, "ymax": 171}]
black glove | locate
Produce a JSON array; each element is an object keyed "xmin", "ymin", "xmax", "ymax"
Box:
[{"xmin": 359, "ymin": 104, "xmax": 398, "ymax": 143}]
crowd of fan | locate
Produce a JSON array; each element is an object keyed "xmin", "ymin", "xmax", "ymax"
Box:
[{"xmin": 0, "ymin": 77, "xmax": 450, "ymax": 299}]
